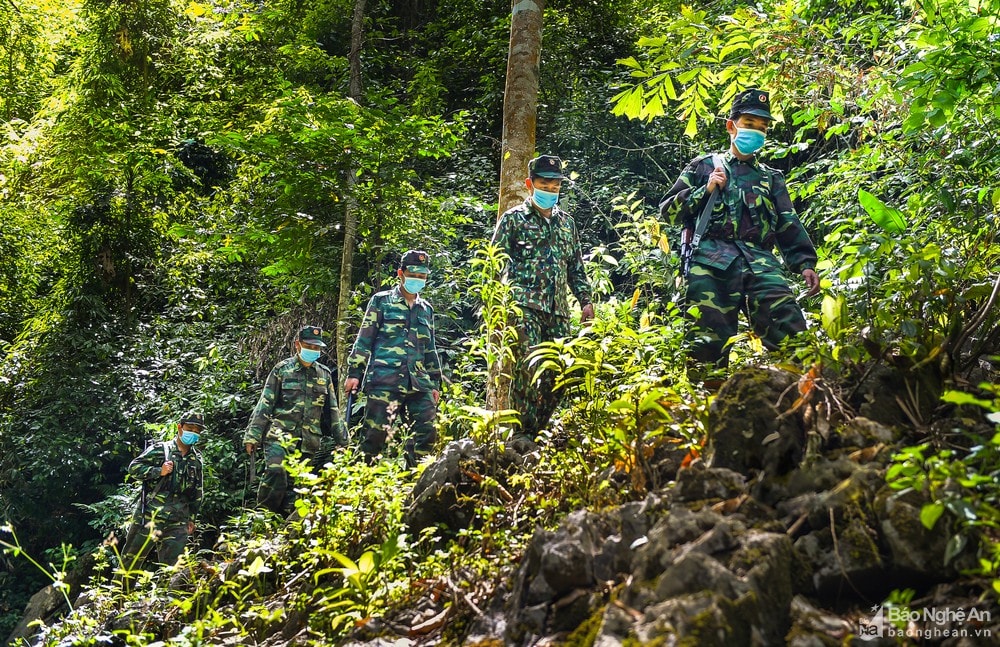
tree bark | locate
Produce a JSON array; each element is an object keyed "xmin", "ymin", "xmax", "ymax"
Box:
[
  {"xmin": 497, "ymin": 0, "xmax": 544, "ymax": 219},
  {"xmin": 489, "ymin": 0, "xmax": 544, "ymax": 413},
  {"xmin": 337, "ymin": 0, "xmax": 366, "ymax": 405}
]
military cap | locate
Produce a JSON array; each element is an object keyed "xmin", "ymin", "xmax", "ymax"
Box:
[
  {"xmin": 528, "ymin": 155, "xmax": 566, "ymax": 179},
  {"xmin": 297, "ymin": 325, "xmax": 327, "ymax": 347},
  {"xmin": 400, "ymin": 249, "xmax": 431, "ymax": 274},
  {"xmin": 179, "ymin": 411, "xmax": 206, "ymax": 429},
  {"xmin": 729, "ymin": 88, "xmax": 773, "ymax": 120}
]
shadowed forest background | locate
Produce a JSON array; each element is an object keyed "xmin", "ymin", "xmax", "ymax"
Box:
[{"xmin": 2, "ymin": 0, "xmax": 1000, "ymax": 644}]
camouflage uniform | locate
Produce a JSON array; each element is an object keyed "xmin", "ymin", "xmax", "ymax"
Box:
[
  {"xmin": 659, "ymin": 149, "xmax": 817, "ymax": 365},
  {"xmin": 122, "ymin": 439, "xmax": 203, "ymax": 568},
  {"xmin": 492, "ymin": 173, "xmax": 593, "ymax": 438},
  {"xmin": 244, "ymin": 344, "xmax": 346, "ymax": 514},
  {"xmin": 348, "ymin": 282, "xmax": 442, "ymax": 465}
]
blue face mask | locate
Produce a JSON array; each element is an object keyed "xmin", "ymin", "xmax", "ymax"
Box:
[
  {"xmin": 733, "ymin": 127, "xmax": 766, "ymax": 155},
  {"xmin": 299, "ymin": 348, "xmax": 321, "ymax": 363},
  {"xmin": 532, "ymin": 188, "xmax": 559, "ymax": 209},
  {"xmin": 180, "ymin": 430, "xmax": 200, "ymax": 446},
  {"xmin": 403, "ymin": 277, "xmax": 426, "ymax": 294}
]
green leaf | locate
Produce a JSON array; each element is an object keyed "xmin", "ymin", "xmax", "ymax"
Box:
[
  {"xmin": 358, "ymin": 551, "xmax": 375, "ymax": 575},
  {"xmin": 943, "ymin": 533, "xmax": 967, "ymax": 565},
  {"xmin": 820, "ymin": 294, "xmax": 847, "ymax": 338},
  {"xmin": 941, "ymin": 390, "xmax": 993, "ymax": 409},
  {"xmin": 611, "ymin": 86, "xmax": 645, "ymax": 120},
  {"xmin": 919, "ymin": 502, "xmax": 945, "ymax": 529},
  {"xmin": 684, "ymin": 111, "xmax": 698, "ymax": 138},
  {"xmin": 618, "ymin": 56, "xmax": 642, "ymax": 70},
  {"xmin": 242, "ymin": 556, "xmax": 272, "ymax": 577},
  {"xmin": 858, "ymin": 189, "xmax": 906, "ymax": 234}
]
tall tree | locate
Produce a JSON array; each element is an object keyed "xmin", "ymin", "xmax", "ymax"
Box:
[
  {"xmin": 497, "ymin": 0, "xmax": 543, "ymax": 217},
  {"xmin": 337, "ymin": 0, "xmax": 366, "ymax": 405},
  {"xmin": 489, "ymin": 0, "xmax": 544, "ymax": 412}
]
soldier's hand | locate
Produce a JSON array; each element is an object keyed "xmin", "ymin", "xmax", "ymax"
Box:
[
  {"xmin": 707, "ymin": 166, "xmax": 728, "ymax": 193},
  {"xmin": 432, "ymin": 389, "xmax": 440, "ymax": 405},
  {"xmin": 802, "ymin": 269, "xmax": 821, "ymax": 297},
  {"xmin": 187, "ymin": 521, "xmax": 195, "ymax": 534},
  {"xmin": 581, "ymin": 303, "xmax": 595, "ymax": 323},
  {"xmin": 160, "ymin": 461, "xmax": 174, "ymax": 476},
  {"xmin": 344, "ymin": 377, "xmax": 360, "ymax": 394},
  {"xmin": 245, "ymin": 442, "xmax": 256, "ymax": 455}
]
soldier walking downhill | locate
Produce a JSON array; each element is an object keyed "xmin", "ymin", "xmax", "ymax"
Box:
[
  {"xmin": 121, "ymin": 412, "xmax": 205, "ymax": 569},
  {"xmin": 492, "ymin": 155, "xmax": 595, "ymax": 446},
  {"xmin": 344, "ymin": 250, "xmax": 443, "ymax": 467},
  {"xmin": 659, "ymin": 88, "xmax": 821, "ymax": 367},
  {"xmin": 243, "ymin": 326, "xmax": 346, "ymax": 515}
]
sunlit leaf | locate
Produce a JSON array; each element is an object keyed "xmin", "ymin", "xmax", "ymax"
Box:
[{"xmin": 858, "ymin": 189, "xmax": 906, "ymax": 234}]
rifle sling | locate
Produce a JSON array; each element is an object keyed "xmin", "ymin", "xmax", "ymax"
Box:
[{"xmin": 690, "ymin": 153, "xmax": 725, "ymax": 249}]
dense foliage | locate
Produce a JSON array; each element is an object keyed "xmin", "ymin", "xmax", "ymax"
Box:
[{"xmin": 1, "ymin": 0, "xmax": 999, "ymax": 642}]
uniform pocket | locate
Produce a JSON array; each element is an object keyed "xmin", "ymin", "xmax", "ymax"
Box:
[{"xmin": 277, "ymin": 381, "xmax": 304, "ymax": 413}]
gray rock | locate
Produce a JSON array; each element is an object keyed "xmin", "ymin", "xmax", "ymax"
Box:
[
  {"xmin": 786, "ymin": 594, "xmax": 852, "ymax": 646},
  {"xmin": 875, "ymin": 486, "xmax": 977, "ymax": 580},
  {"xmin": 836, "ymin": 416, "xmax": 896, "ymax": 448},
  {"xmin": 673, "ymin": 462, "xmax": 746, "ymax": 502},
  {"xmin": 404, "ymin": 439, "xmax": 483, "ymax": 534},
  {"xmin": 706, "ymin": 367, "xmax": 805, "ymax": 476}
]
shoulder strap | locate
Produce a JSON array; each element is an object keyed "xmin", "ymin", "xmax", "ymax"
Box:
[{"xmin": 691, "ymin": 154, "xmax": 726, "ymax": 248}]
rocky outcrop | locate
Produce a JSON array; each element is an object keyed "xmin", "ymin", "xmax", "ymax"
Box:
[
  {"xmin": 475, "ymin": 365, "xmax": 999, "ymax": 646},
  {"xmin": 706, "ymin": 367, "xmax": 805, "ymax": 476}
]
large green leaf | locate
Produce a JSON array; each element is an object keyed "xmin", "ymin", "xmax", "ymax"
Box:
[{"xmin": 858, "ymin": 189, "xmax": 906, "ymax": 234}]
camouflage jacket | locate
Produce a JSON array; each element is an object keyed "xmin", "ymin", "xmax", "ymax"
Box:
[
  {"xmin": 244, "ymin": 356, "xmax": 346, "ymax": 453},
  {"xmin": 492, "ymin": 198, "xmax": 593, "ymax": 317},
  {"xmin": 128, "ymin": 439, "xmax": 203, "ymax": 525},
  {"xmin": 347, "ymin": 286, "xmax": 442, "ymax": 393},
  {"xmin": 659, "ymin": 150, "xmax": 817, "ymax": 275}
]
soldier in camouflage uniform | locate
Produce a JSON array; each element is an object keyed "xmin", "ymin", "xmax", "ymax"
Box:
[
  {"xmin": 492, "ymin": 155, "xmax": 595, "ymax": 443},
  {"xmin": 121, "ymin": 412, "xmax": 205, "ymax": 569},
  {"xmin": 243, "ymin": 325, "xmax": 346, "ymax": 515},
  {"xmin": 659, "ymin": 89, "xmax": 821, "ymax": 366},
  {"xmin": 345, "ymin": 250, "xmax": 442, "ymax": 466}
]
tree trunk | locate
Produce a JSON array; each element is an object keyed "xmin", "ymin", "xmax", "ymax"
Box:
[
  {"xmin": 488, "ymin": 0, "xmax": 544, "ymax": 412},
  {"xmin": 337, "ymin": 0, "xmax": 366, "ymax": 406},
  {"xmin": 497, "ymin": 0, "xmax": 544, "ymax": 219}
]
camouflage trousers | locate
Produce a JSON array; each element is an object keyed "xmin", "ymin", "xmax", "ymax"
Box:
[
  {"xmin": 510, "ymin": 307, "xmax": 571, "ymax": 439},
  {"xmin": 256, "ymin": 439, "xmax": 320, "ymax": 516},
  {"xmin": 686, "ymin": 255, "xmax": 806, "ymax": 366},
  {"xmin": 359, "ymin": 388, "xmax": 437, "ymax": 466},
  {"xmin": 121, "ymin": 512, "xmax": 190, "ymax": 569}
]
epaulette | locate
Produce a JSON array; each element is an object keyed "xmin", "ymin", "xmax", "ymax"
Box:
[
  {"xmin": 758, "ymin": 160, "xmax": 784, "ymax": 177},
  {"xmin": 276, "ymin": 355, "xmax": 298, "ymax": 369},
  {"xmin": 501, "ymin": 200, "xmax": 532, "ymax": 218}
]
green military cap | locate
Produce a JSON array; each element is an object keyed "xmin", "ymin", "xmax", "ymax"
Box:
[
  {"xmin": 400, "ymin": 249, "xmax": 431, "ymax": 274},
  {"xmin": 179, "ymin": 411, "xmax": 205, "ymax": 429},
  {"xmin": 297, "ymin": 325, "xmax": 327, "ymax": 347},
  {"xmin": 528, "ymin": 155, "xmax": 566, "ymax": 179},
  {"xmin": 730, "ymin": 88, "xmax": 773, "ymax": 120}
]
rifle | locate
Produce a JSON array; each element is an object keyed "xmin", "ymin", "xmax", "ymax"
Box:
[
  {"xmin": 345, "ymin": 389, "xmax": 358, "ymax": 431},
  {"xmin": 122, "ymin": 441, "xmax": 172, "ymax": 552},
  {"xmin": 679, "ymin": 154, "xmax": 725, "ymax": 278}
]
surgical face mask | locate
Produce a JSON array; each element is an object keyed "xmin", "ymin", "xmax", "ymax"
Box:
[
  {"xmin": 298, "ymin": 347, "xmax": 321, "ymax": 363},
  {"xmin": 180, "ymin": 430, "xmax": 200, "ymax": 446},
  {"xmin": 733, "ymin": 127, "xmax": 766, "ymax": 155},
  {"xmin": 532, "ymin": 187, "xmax": 559, "ymax": 209},
  {"xmin": 403, "ymin": 277, "xmax": 426, "ymax": 294}
]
